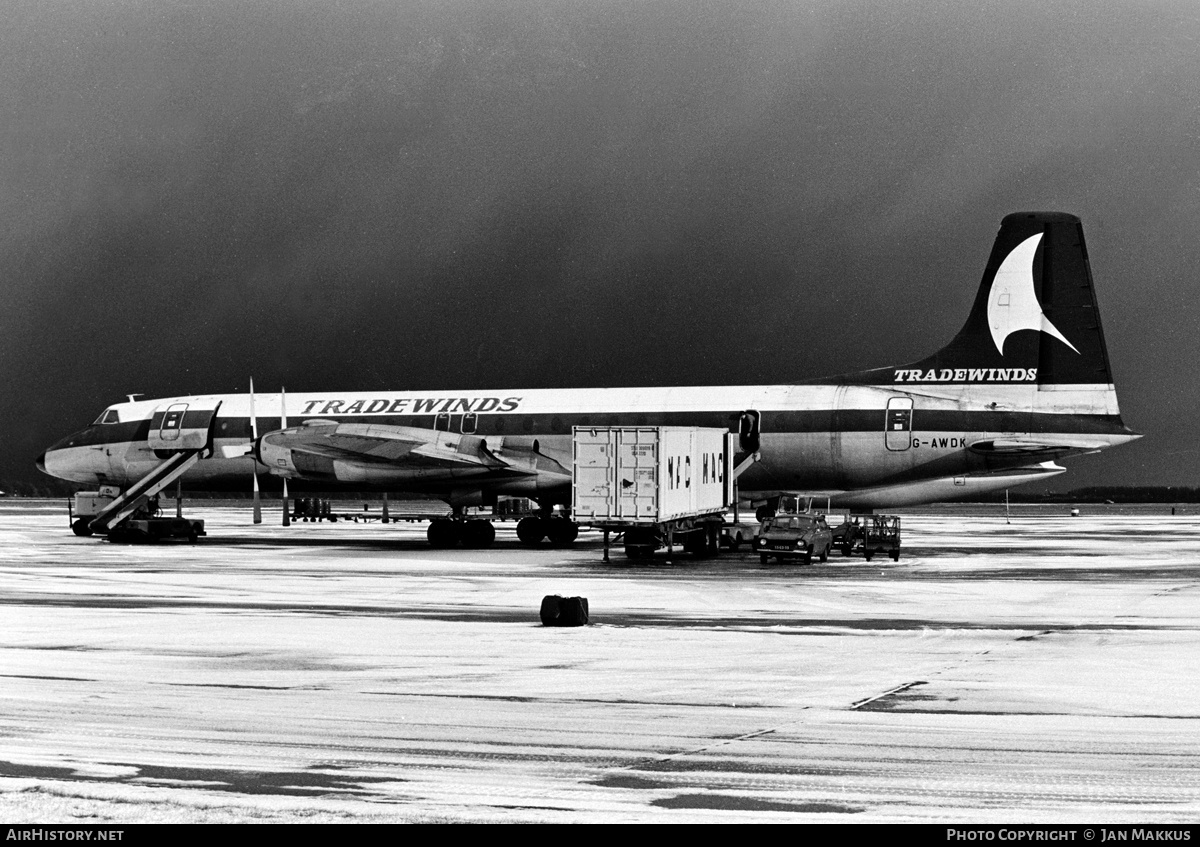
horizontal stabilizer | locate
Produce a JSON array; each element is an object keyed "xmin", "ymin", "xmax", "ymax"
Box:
[
  {"xmin": 969, "ymin": 436, "xmax": 1115, "ymax": 455},
  {"xmin": 831, "ymin": 463, "xmax": 1066, "ymax": 509}
]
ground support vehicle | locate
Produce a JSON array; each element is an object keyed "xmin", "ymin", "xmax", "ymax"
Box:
[
  {"xmin": 755, "ymin": 512, "xmax": 834, "ymax": 564},
  {"xmin": 721, "ymin": 521, "xmax": 757, "ymax": 551},
  {"xmin": 832, "ymin": 514, "xmax": 902, "ymax": 561},
  {"xmin": 69, "ymin": 489, "xmax": 204, "ymax": 543},
  {"xmin": 572, "ymin": 426, "xmax": 757, "ymax": 561},
  {"xmin": 68, "ymin": 490, "xmax": 118, "ymax": 537}
]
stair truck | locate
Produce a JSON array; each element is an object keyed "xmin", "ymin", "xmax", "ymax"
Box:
[{"xmin": 68, "ymin": 401, "xmax": 216, "ymax": 542}]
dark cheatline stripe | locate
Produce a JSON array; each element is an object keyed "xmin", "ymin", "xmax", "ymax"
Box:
[{"xmin": 54, "ymin": 407, "xmax": 1130, "ymax": 451}]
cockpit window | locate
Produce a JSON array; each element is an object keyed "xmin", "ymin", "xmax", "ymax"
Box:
[{"xmin": 92, "ymin": 408, "xmax": 120, "ymax": 425}]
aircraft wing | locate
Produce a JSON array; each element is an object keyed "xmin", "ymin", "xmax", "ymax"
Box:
[
  {"xmin": 261, "ymin": 421, "xmax": 505, "ymax": 467},
  {"xmin": 256, "ymin": 421, "xmax": 569, "ymax": 484}
]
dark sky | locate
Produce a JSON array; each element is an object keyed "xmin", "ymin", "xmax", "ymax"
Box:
[{"xmin": 3, "ymin": 0, "xmax": 1198, "ymax": 492}]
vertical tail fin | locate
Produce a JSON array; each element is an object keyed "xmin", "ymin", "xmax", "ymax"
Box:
[
  {"xmin": 831, "ymin": 212, "xmax": 1115, "ymax": 389},
  {"xmin": 882, "ymin": 212, "xmax": 1113, "ymax": 387}
]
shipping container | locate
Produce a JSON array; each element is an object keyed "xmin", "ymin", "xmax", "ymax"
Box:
[{"xmin": 572, "ymin": 426, "xmax": 733, "ymax": 524}]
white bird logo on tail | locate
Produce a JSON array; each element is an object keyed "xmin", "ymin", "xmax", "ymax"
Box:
[{"xmin": 987, "ymin": 233, "xmax": 1079, "ymax": 355}]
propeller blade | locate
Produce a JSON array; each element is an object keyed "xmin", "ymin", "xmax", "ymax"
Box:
[
  {"xmin": 250, "ymin": 377, "xmax": 261, "ymax": 525},
  {"xmin": 281, "ymin": 387, "xmax": 290, "ymax": 527}
]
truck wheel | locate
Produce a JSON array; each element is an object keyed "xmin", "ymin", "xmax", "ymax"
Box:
[
  {"xmin": 624, "ymin": 528, "xmax": 655, "ymax": 560},
  {"xmin": 891, "ymin": 550, "xmax": 900, "ymax": 562},
  {"xmin": 71, "ymin": 518, "xmax": 93, "ymax": 537}
]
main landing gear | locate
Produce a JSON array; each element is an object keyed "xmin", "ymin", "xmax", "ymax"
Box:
[
  {"xmin": 425, "ymin": 508, "xmax": 580, "ymax": 549},
  {"xmin": 427, "ymin": 518, "xmax": 497, "ymax": 549}
]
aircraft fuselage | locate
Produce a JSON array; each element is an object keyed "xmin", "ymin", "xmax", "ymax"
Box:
[{"xmin": 40, "ymin": 380, "xmax": 1135, "ymax": 509}]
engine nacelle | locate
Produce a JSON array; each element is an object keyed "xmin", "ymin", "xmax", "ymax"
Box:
[{"xmin": 257, "ymin": 436, "xmax": 301, "ymax": 478}]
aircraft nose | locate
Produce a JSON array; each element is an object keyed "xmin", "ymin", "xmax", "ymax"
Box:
[{"xmin": 35, "ymin": 451, "xmax": 47, "ymax": 474}]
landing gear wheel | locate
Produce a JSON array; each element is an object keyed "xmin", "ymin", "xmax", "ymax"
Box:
[
  {"xmin": 427, "ymin": 519, "xmax": 460, "ymax": 548},
  {"xmin": 71, "ymin": 518, "xmax": 93, "ymax": 537},
  {"xmin": 460, "ymin": 520, "xmax": 496, "ymax": 548},
  {"xmin": 516, "ymin": 516, "xmax": 545, "ymax": 546},
  {"xmin": 545, "ymin": 518, "xmax": 579, "ymax": 547}
]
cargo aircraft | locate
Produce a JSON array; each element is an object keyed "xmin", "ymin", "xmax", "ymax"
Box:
[{"xmin": 38, "ymin": 212, "xmax": 1139, "ymax": 546}]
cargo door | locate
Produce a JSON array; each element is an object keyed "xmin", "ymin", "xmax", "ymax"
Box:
[
  {"xmin": 616, "ymin": 429, "xmax": 659, "ymax": 520},
  {"xmin": 884, "ymin": 397, "xmax": 913, "ymax": 452},
  {"xmin": 148, "ymin": 400, "xmax": 222, "ymax": 452},
  {"xmin": 572, "ymin": 428, "xmax": 617, "ymax": 521}
]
